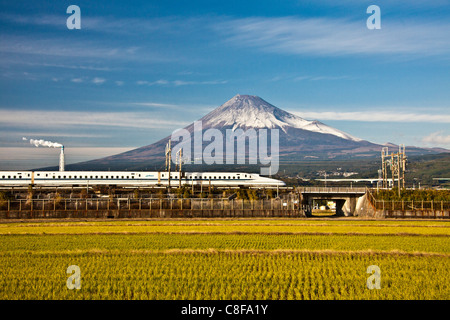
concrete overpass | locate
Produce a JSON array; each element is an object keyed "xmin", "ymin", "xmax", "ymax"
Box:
[{"xmin": 299, "ymin": 187, "xmax": 367, "ymax": 217}]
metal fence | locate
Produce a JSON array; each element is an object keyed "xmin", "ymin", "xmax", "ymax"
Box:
[
  {"xmin": 0, "ymin": 197, "xmax": 304, "ymax": 219},
  {"xmin": 365, "ymin": 191, "xmax": 450, "ymax": 218},
  {"xmin": 299, "ymin": 187, "xmax": 367, "ymax": 194}
]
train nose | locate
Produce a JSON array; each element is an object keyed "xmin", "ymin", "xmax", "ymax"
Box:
[{"xmin": 264, "ymin": 177, "xmax": 285, "ymax": 186}]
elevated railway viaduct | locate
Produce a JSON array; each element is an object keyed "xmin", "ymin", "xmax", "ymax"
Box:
[{"xmin": 299, "ymin": 187, "xmax": 367, "ymax": 217}]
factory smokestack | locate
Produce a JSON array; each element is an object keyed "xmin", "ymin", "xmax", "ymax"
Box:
[
  {"xmin": 59, "ymin": 146, "xmax": 65, "ymax": 172},
  {"xmin": 23, "ymin": 138, "xmax": 65, "ymax": 171}
]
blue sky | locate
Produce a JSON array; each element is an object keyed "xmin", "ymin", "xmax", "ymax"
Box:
[{"xmin": 0, "ymin": 0, "xmax": 449, "ymax": 169}]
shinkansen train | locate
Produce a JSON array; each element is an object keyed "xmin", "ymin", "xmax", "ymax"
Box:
[{"xmin": 0, "ymin": 171, "xmax": 285, "ymax": 187}]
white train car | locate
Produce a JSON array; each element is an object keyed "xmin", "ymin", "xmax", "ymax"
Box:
[{"xmin": 0, "ymin": 171, "xmax": 285, "ymax": 188}]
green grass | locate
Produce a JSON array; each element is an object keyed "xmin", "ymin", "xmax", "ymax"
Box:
[{"xmin": 0, "ymin": 218, "xmax": 449, "ymax": 300}]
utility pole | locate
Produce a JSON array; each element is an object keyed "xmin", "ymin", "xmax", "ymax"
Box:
[
  {"xmin": 381, "ymin": 145, "xmax": 407, "ymax": 197},
  {"xmin": 381, "ymin": 147, "xmax": 389, "ymax": 188},
  {"xmin": 176, "ymin": 148, "xmax": 183, "ymax": 188},
  {"xmin": 401, "ymin": 144, "xmax": 407, "ymax": 189},
  {"xmin": 165, "ymin": 140, "xmax": 172, "ymax": 188}
]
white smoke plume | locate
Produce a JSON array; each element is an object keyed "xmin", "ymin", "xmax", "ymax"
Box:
[{"xmin": 24, "ymin": 137, "xmax": 63, "ymax": 148}]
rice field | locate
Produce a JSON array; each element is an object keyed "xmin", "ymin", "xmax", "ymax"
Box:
[{"xmin": 0, "ymin": 218, "xmax": 449, "ymax": 300}]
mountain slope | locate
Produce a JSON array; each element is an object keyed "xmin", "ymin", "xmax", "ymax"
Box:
[
  {"xmin": 200, "ymin": 95, "xmax": 362, "ymax": 141},
  {"xmin": 64, "ymin": 95, "xmax": 445, "ymax": 171}
]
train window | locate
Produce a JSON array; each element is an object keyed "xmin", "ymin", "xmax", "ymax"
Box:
[
  {"xmin": 37, "ymin": 174, "xmax": 40, "ymax": 176},
  {"xmin": 8, "ymin": 176, "xmax": 10, "ymax": 179},
  {"xmin": 64, "ymin": 176, "xmax": 66, "ymax": 179},
  {"xmin": 132, "ymin": 176, "xmax": 135, "ymax": 179},
  {"xmin": 53, "ymin": 176, "xmax": 55, "ymax": 179},
  {"xmin": 237, "ymin": 177, "xmax": 240, "ymax": 179},
  {"xmin": 69, "ymin": 176, "xmax": 71, "ymax": 179},
  {"xmin": 45, "ymin": 174, "xmax": 48, "ymax": 177},
  {"xmin": 58, "ymin": 176, "xmax": 60, "ymax": 179},
  {"xmin": 218, "ymin": 176, "xmax": 221, "ymax": 179}
]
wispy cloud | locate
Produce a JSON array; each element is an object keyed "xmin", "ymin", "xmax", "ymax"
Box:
[
  {"xmin": 136, "ymin": 79, "xmax": 227, "ymax": 86},
  {"xmin": 422, "ymin": 131, "xmax": 450, "ymax": 147},
  {"xmin": 293, "ymin": 75, "xmax": 353, "ymax": 81},
  {"xmin": 0, "ymin": 109, "xmax": 190, "ymax": 129},
  {"xmin": 92, "ymin": 77, "xmax": 106, "ymax": 84},
  {"xmin": 70, "ymin": 77, "xmax": 105, "ymax": 85},
  {"xmin": 291, "ymin": 110, "xmax": 450, "ymax": 123},
  {"xmin": 131, "ymin": 102, "xmax": 180, "ymax": 109},
  {"xmin": 0, "ymin": 34, "xmax": 175, "ymax": 64},
  {"xmin": 3, "ymin": 12, "xmax": 450, "ymax": 62},
  {"xmin": 215, "ymin": 16, "xmax": 450, "ymax": 57},
  {"xmin": 0, "ymin": 13, "xmax": 195, "ymax": 35}
]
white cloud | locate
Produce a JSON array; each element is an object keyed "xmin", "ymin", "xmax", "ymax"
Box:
[
  {"xmin": 131, "ymin": 102, "xmax": 179, "ymax": 108},
  {"xmin": 216, "ymin": 16, "xmax": 450, "ymax": 57},
  {"xmin": 0, "ymin": 109, "xmax": 190, "ymax": 130},
  {"xmin": 292, "ymin": 75, "xmax": 353, "ymax": 81},
  {"xmin": 0, "ymin": 34, "xmax": 175, "ymax": 63},
  {"xmin": 136, "ymin": 79, "xmax": 227, "ymax": 87},
  {"xmin": 92, "ymin": 77, "xmax": 106, "ymax": 84},
  {"xmin": 290, "ymin": 111, "xmax": 450, "ymax": 123},
  {"xmin": 422, "ymin": 131, "xmax": 450, "ymax": 147}
]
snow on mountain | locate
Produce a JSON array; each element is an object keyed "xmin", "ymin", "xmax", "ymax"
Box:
[
  {"xmin": 64, "ymin": 94, "xmax": 444, "ymax": 170},
  {"xmin": 200, "ymin": 94, "xmax": 362, "ymax": 142}
]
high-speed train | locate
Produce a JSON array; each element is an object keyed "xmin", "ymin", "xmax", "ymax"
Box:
[{"xmin": 0, "ymin": 171, "xmax": 285, "ymax": 187}]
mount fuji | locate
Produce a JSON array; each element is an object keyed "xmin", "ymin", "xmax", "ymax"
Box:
[{"xmin": 66, "ymin": 94, "xmax": 444, "ymax": 171}]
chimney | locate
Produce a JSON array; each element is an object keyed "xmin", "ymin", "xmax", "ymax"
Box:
[{"xmin": 59, "ymin": 145, "xmax": 65, "ymax": 172}]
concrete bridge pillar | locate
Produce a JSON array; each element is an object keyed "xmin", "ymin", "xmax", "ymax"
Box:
[{"xmin": 343, "ymin": 197, "xmax": 357, "ymax": 216}]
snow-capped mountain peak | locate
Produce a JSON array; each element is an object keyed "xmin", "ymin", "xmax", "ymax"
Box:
[{"xmin": 200, "ymin": 94, "xmax": 362, "ymax": 142}]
